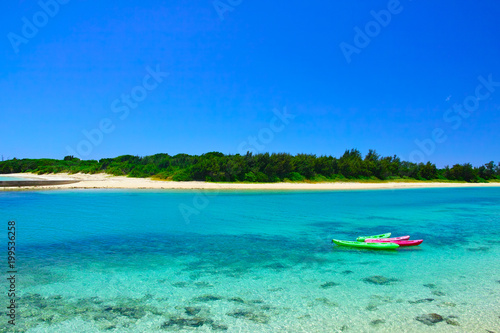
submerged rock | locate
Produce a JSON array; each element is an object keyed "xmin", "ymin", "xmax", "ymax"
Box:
[
  {"xmin": 48, "ymin": 295, "xmax": 63, "ymax": 300},
  {"xmin": 88, "ymin": 296, "xmax": 104, "ymax": 304},
  {"xmin": 142, "ymin": 293, "xmax": 154, "ymax": 300},
  {"xmin": 227, "ymin": 309, "xmax": 270, "ymax": 324},
  {"xmin": 408, "ymin": 298, "xmax": 434, "ymax": 304},
  {"xmin": 103, "ymin": 306, "xmax": 146, "ymax": 319},
  {"xmin": 362, "ymin": 276, "xmax": 399, "ymax": 285},
  {"xmin": 342, "ymin": 270, "xmax": 354, "ymax": 275},
  {"xmin": 228, "ymin": 297, "xmax": 245, "ymax": 303},
  {"xmin": 415, "ymin": 313, "xmax": 443, "ymax": 326},
  {"xmin": 445, "ymin": 318, "xmax": 460, "ymax": 326},
  {"xmin": 93, "ymin": 312, "xmax": 115, "ymax": 321},
  {"xmin": 161, "ymin": 317, "xmax": 211, "ymax": 328},
  {"xmin": 21, "ymin": 293, "xmax": 48, "ymax": 309},
  {"xmin": 193, "ymin": 295, "xmax": 223, "ymax": 302},
  {"xmin": 194, "ymin": 281, "xmax": 214, "ymax": 288},
  {"xmin": 22, "ymin": 293, "xmax": 44, "ymax": 301},
  {"xmin": 210, "ymin": 323, "xmax": 228, "ymax": 331},
  {"xmin": 423, "ymin": 283, "xmax": 437, "ymax": 289},
  {"xmin": 370, "ymin": 319, "xmax": 385, "ymax": 326},
  {"xmin": 38, "ymin": 313, "xmax": 55, "ymax": 323},
  {"xmin": 320, "ymin": 281, "xmax": 340, "ymax": 289},
  {"xmin": 185, "ymin": 307, "xmax": 201, "ymax": 316},
  {"xmin": 16, "ymin": 293, "xmax": 168, "ymax": 331}
]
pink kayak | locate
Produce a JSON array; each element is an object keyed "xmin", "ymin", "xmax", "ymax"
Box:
[
  {"xmin": 366, "ymin": 239, "xmax": 423, "ymax": 247},
  {"xmin": 364, "ymin": 235, "xmax": 410, "ymax": 242}
]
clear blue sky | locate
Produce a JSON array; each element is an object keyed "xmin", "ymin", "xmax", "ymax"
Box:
[{"xmin": 1, "ymin": 0, "xmax": 499, "ymax": 167}]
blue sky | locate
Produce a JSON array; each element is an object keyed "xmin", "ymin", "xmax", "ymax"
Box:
[{"xmin": 1, "ymin": 0, "xmax": 499, "ymax": 167}]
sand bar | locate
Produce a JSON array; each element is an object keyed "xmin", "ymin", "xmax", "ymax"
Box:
[{"xmin": 1, "ymin": 172, "xmax": 499, "ymax": 191}]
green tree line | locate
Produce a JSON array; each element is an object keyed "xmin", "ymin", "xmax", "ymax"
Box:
[{"xmin": 0, "ymin": 149, "xmax": 499, "ymax": 183}]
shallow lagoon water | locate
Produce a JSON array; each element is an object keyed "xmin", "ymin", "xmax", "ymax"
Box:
[
  {"xmin": 0, "ymin": 176, "xmax": 28, "ymax": 181},
  {"xmin": 1, "ymin": 188, "xmax": 499, "ymax": 332}
]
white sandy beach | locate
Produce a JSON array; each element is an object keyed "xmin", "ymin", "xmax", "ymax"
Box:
[{"xmin": 1, "ymin": 172, "xmax": 499, "ymax": 191}]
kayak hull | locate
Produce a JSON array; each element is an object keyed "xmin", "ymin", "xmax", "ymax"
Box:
[
  {"xmin": 333, "ymin": 239, "xmax": 399, "ymax": 250},
  {"xmin": 366, "ymin": 239, "xmax": 423, "ymax": 247},
  {"xmin": 365, "ymin": 235, "xmax": 410, "ymax": 242},
  {"xmin": 356, "ymin": 233, "xmax": 391, "ymax": 242}
]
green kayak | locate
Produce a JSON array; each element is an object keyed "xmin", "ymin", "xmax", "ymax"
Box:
[
  {"xmin": 356, "ymin": 233, "xmax": 391, "ymax": 242},
  {"xmin": 332, "ymin": 239, "xmax": 399, "ymax": 250}
]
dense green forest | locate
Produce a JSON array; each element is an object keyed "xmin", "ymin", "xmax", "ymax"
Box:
[{"xmin": 0, "ymin": 150, "xmax": 499, "ymax": 183}]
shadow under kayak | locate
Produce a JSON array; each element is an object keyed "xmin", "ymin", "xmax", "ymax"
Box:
[{"xmin": 332, "ymin": 239, "xmax": 399, "ymax": 250}]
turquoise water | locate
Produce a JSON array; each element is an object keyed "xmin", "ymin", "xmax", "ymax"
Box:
[
  {"xmin": 0, "ymin": 176, "xmax": 26, "ymax": 181},
  {"xmin": 1, "ymin": 188, "xmax": 499, "ymax": 332}
]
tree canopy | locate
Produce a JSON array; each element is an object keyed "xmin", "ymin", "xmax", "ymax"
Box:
[{"xmin": 1, "ymin": 150, "xmax": 498, "ymax": 183}]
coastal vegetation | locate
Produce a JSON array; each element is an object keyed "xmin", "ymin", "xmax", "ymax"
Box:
[{"xmin": 0, "ymin": 150, "xmax": 499, "ymax": 183}]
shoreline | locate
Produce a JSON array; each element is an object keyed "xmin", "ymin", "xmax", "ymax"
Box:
[{"xmin": 1, "ymin": 172, "xmax": 499, "ymax": 191}]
